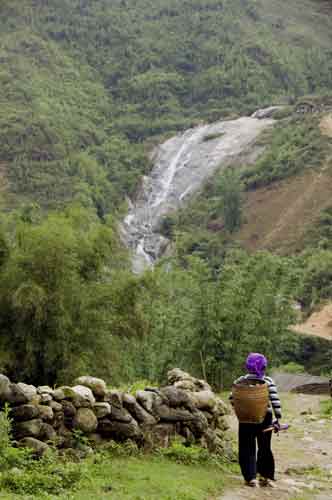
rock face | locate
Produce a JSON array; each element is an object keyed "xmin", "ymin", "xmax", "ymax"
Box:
[
  {"xmin": 121, "ymin": 111, "xmax": 275, "ymax": 273},
  {"xmin": 0, "ymin": 370, "xmax": 229, "ymax": 456}
]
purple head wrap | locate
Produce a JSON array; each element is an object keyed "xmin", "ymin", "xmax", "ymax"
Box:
[{"xmin": 246, "ymin": 353, "xmax": 267, "ymax": 378}]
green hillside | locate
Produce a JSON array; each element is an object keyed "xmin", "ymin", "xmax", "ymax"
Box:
[{"xmin": 1, "ymin": 0, "xmax": 332, "ymax": 210}]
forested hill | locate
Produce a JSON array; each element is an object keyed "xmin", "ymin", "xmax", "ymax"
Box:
[{"xmin": 1, "ymin": 0, "xmax": 332, "ymax": 211}]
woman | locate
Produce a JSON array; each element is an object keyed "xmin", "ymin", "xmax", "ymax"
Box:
[{"xmin": 230, "ymin": 353, "xmax": 282, "ymax": 488}]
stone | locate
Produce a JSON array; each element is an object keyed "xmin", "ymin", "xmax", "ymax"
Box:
[
  {"xmin": 0, "ymin": 374, "xmax": 10, "ymax": 399},
  {"xmin": 75, "ymin": 376, "xmax": 107, "ymax": 398},
  {"xmin": 50, "ymin": 401, "xmax": 63, "ymax": 412},
  {"xmin": 161, "ymin": 386, "xmax": 194, "ymax": 410},
  {"xmin": 62, "ymin": 400, "xmax": 77, "ymax": 418},
  {"xmin": 40, "ymin": 423, "xmax": 57, "ymax": 442},
  {"xmin": 71, "ymin": 385, "xmax": 95, "ymax": 407},
  {"xmin": 10, "ymin": 404, "xmax": 40, "ymax": 422},
  {"xmin": 143, "ymin": 423, "xmax": 176, "ymax": 450},
  {"xmin": 88, "ymin": 433, "xmax": 105, "ymax": 446},
  {"xmin": 53, "ymin": 388, "xmax": 65, "ymax": 401},
  {"xmin": 136, "ymin": 390, "xmax": 163, "ymax": 415},
  {"xmin": 14, "ymin": 418, "xmax": 43, "ymax": 439},
  {"xmin": 17, "ymin": 383, "xmax": 37, "ymax": 402},
  {"xmin": 4, "ymin": 383, "xmax": 29, "ymax": 405},
  {"xmin": 156, "ymin": 405, "xmax": 194, "ymax": 422},
  {"xmin": 104, "ymin": 389, "xmax": 122, "ymax": 408},
  {"xmin": 191, "ymin": 390, "xmax": 216, "ymax": 410},
  {"xmin": 187, "ymin": 410, "xmax": 208, "ymax": 437},
  {"xmin": 98, "ymin": 418, "xmax": 141, "ymax": 440},
  {"xmin": 37, "ymin": 405, "xmax": 54, "ymax": 422},
  {"xmin": 213, "ymin": 397, "xmax": 228, "ymax": 416},
  {"xmin": 109, "ymin": 405, "xmax": 133, "ymax": 423},
  {"xmin": 37, "ymin": 386, "xmax": 54, "ymax": 395},
  {"xmin": 18, "ymin": 437, "xmax": 49, "ymax": 457},
  {"xmin": 40, "ymin": 393, "xmax": 53, "ymax": 404},
  {"xmin": 93, "ymin": 402, "xmax": 111, "ymax": 419},
  {"xmin": 167, "ymin": 368, "xmax": 211, "ymax": 391},
  {"xmin": 73, "ymin": 408, "xmax": 98, "ymax": 433},
  {"xmin": 123, "ymin": 393, "xmax": 157, "ymax": 425}
]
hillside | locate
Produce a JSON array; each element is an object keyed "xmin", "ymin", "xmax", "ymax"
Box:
[{"xmin": 1, "ymin": 0, "xmax": 332, "ymax": 211}]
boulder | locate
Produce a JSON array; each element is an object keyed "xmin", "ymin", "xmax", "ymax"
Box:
[
  {"xmin": 156, "ymin": 405, "xmax": 194, "ymax": 422},
  {"xmin": 14, "ymin": 418, "xmax": 43, "ymax": 439},
  {"xmin": 71, "ymin": 385, "xmax": 95, "ymax": 407},
  {"xmin": 191, "ymin": 390, "xmax": 216, "ymax": 410},
  {"xmin": 53, "ymin": 388, "xmax": 65, "ymax": 401},
  {"xmin": 93, "ymin": 402, "xmax": 111, "ymax": 419},
  {"xmin": 213, "ymin": 397, "xmax": 228, "ymax": 416},
  {"xmin": 109, "ymin": 405, "xmax": 133, "ymax": 423},
  {"xmin": 98, "ymin": 418, "xmax": 141, "ymax": 440},
  {"xmin": 161, "ymin": 386, "xmax": 194, "ymax": 410},
  {"xmin": 75, "ymin": 376, "xmax": 107, "ymax": 398},
  {"xmin": 186, "ymin": 410, "xmax": 208, "ymax": 437},
  {"xmin": 18, "ymin": 437, "xmax": 49, "ymax": 457},
  {"xmin": 143, "ymin": 423, "xmax": 177, "ymax": 450},
  {"xmin": 104, "ymin": 389, "xmax": 122, "ymax": 408},
  {"xmin": 0, "ymin": 374, "xmax": 10, "ymax": 400},
  {"xmin": 50, "ymin": 401, "xmax": 63, "ymax": 412},
  {"xmin": 10, "ymin": 404, "xmax": 40, "ymax": 422},
  {"xmin": 167, "ymin": 368, "xmax": 211, "ymax": 391},
  {"xmin": 37, "ymin": 386, "xmax": 54, "ymax": 396},
  {"xmin": 4, "ymin": 383, "xmax": 29, "ymax": 405},
  {"xmin": 123, "ymin": 394, "xmax": 157, "ymax": 425},
  {"xmin": 62, "ymin": 400, "xmax": 77, "ymax": 421},
  {"xmin": 37, "ymin": 405, "xmax": 54, "ymax": 422},
  {"xmin": 40, "ymin": 423, "xmax": 57, "ymax": 442},
  {"xmin": 136, "ymin": 390, "xmax": 163, "ymax": 415},
  {"xmin": 73, "ymin": 408, "xmax": 98, "ymax": 433},
  {"xmin": 40, "ymin": 393, "xmax": 53, "ymax": 404},
  {"xmin": 17, "ymin": 383, "xmax": 37, "ymax": 402}
]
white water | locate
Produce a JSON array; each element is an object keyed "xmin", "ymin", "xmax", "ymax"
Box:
[{"xmin": 122, "ymin": 109, "xmax": 276, "ymax": 273}]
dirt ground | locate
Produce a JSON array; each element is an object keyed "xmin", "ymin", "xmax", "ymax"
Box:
[
  {"xmin": 292, "ymin": 303, "xmax": 332, "ymax": 340},
  {"xmin": 220, "ymin": 393, "xmax": 332, "ymax": 500}
]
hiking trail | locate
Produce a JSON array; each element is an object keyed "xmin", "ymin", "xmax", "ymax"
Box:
[{"xmin": 220, "ymin": 393, "xmax": 332, "ymax": 500}]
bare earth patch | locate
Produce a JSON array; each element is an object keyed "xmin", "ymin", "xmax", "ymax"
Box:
[
  {"xmin": 292, "ymin": 303, "xmax": 332, "ymax": 340},
  {"xmin": 320, "ymin": 114, "xmax": 332, "ymax": 138},
  {"xmin": 220, "ymin": 393, "xmax": 332, "ymax": 500}
]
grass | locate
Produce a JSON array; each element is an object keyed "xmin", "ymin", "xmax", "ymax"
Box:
[{"xmin": 0, "ymin": 455, "xmax": 228, "ymax": 500}]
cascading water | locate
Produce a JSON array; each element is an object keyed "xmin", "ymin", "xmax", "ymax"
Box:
[{"xmin": 122, "ymin": 109, "xmax": 277, "ymax": 273}]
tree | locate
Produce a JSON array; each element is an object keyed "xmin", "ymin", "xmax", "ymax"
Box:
[{"xmin": 217, "ymin": 168, "xmax": 243, "ymax": 233}]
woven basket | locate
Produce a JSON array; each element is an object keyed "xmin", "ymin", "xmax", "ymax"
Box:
[{"xmin": 232, "ymin": 380, "xmax": 269, "ymax": 424}]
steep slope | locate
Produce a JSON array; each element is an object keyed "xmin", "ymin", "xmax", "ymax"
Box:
[{"xmin": 1, "ymin": 0, "xmax": 332, "ymax": 210}]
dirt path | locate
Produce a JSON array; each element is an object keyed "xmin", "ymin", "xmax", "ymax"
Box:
[
  {"xmin": 220, "ymin": 393, "xmax": 332, "ymax": 500},
  {"xmin": 292, "ymin": 303, "xmax": 332, "ymax": 340}
]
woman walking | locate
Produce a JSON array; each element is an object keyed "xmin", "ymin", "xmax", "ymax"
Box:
[{"xmin": 230, "ymin": 353, "xmax": 282, "ymax": 488}]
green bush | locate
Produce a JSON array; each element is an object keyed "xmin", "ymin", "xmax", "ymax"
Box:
[{"xmin": 157, "ymin": 442, "xmax": 212, "ymax": 465}]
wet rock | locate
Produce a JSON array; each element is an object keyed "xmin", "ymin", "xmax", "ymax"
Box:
[
  {"xmin": 75, "ymin": 376, "xmax": 107, "ymax": 398},
  {"xmin": 73, "ymin": 408, "xmax": 98, "ymax": 433}
]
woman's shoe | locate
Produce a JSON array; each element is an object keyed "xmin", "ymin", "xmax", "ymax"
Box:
[
  {"xmin": 259, "ymin": 477, "xmax": 275, "ymax": 488},
  {"xmin": 245, "ymin": 479, "xmax": 258, "ymax": 487}
]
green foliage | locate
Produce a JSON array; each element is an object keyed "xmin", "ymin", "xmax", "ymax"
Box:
[
  {"xmin": 242, "ymin": 116, "xmax": 331, "ymax": 189},
  {"xmin": 216, "ymin": 168, "xmax": 243, "ymax": 233},
  {"xmin": 157, "ymin": 442, "xmax": 212, "ymax": 465},
  {"xmin": 276, "ymin": 362, "xmax": 306, "ymax": 374},
  {"xmin": 320, "ymin": 399, "xmax": 332, "ymax": 417},
  {"xmin": 1, "ymin": 0, "xmax": 332, "ymax": 209}
]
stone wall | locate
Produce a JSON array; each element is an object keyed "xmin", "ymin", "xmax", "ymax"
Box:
[{"xmin": 0, "ymin": 369, "xmax": 229, "ymax": 457}]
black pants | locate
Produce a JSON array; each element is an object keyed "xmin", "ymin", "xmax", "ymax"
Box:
[{"xmin": 238, "ymin": 412, "xmax": 275, "ymax": 482}]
